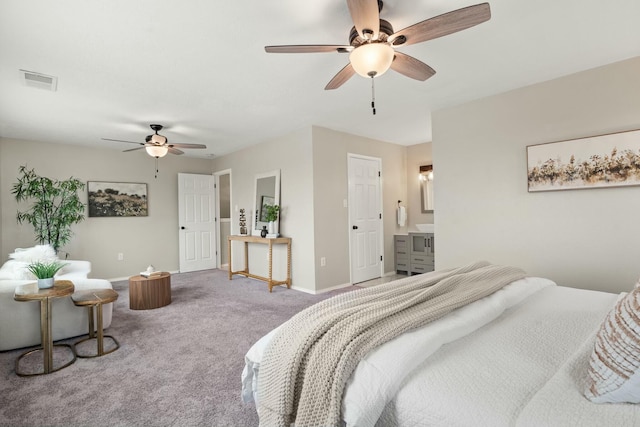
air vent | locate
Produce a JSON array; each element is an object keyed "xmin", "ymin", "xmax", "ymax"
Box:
[{"xmin": 19, "ymin": 69, "xmax": 58, "ymax": 91}]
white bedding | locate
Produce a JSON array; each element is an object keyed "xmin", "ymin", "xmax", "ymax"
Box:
[
  {"xmin": 242, "ymin": 277, "xmax": 640, "ymax": 426},
  {"xmin": 516, "ymin": 327, "xmax": 640, "ymax": 427},
  {"xmin": 374, "ymin": 285, "xmax": 622, "ymax": 427},
  {"xmin": 244, "ymin": 276, "xmax": 566, "ymax": 425}
]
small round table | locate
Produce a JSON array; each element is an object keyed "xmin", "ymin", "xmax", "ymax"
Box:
[
  {"xmin": 128, "ymin": 272, "xmax": 171, "ymax": 310},
  {"xmin": 13, "ymin": 280, "xmax": 76, "ymax": 376},
  {"xmin": 71, "ymin": 289, "xmax": 120, "ymax": 357}
]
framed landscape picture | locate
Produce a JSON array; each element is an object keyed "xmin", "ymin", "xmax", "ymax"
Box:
[
  {"xmin": 527, "ymin": 128, "xmax": 640, "ymax": 192},
  {"xmin": 88, "ymin": 181, "xmax": 148, "ymax": 217}
]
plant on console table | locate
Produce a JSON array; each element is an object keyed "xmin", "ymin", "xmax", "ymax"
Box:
[
  {"xmin": 27, "ymin": 260, "xmax": 67, "ymax": 289},
  {"xmin": 11, "ymin": 165, "xmax": 86, "ymax": 255},
  {"xmin": 264, "ymin": 204, "xmax": 280, "ymax": 236}
]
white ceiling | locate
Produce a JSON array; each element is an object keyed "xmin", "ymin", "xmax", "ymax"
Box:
[{"xmin": 1, "ymin": 0, "xmax": 639, "ymax": 158}]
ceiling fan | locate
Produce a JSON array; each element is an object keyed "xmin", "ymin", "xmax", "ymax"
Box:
[
  {"xmin": 102, "ymin": 124, "xmax": 207, "ymax": 177},
  {"xmin": 102, "ymin": 124, "xmax": 207, "ymax": 158},
  {"xmin": 265, "ymin": 0, "xmax": 491, "ymax": 112}
]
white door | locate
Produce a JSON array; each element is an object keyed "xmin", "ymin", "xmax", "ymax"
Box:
[
  {"xmin": 348, "ymin": 155, "xmax": 383, "ymax": 284},
  {"xmin": 178, "ymin": 173, "xmax": 216, "ymax": 272}
]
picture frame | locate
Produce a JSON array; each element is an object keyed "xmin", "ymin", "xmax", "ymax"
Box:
[
  {"xmin": 259, "ymin": 195, "xmax": 275, "ymax": 222},
  {"xmin": 88, "ymin": 181, "xmax": 148, "ymax": 217},
  {"xmin": 527, "ymin": 128, "xmax": 640, "ymax": 192}
]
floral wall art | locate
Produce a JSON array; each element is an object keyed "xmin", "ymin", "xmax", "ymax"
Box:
[{"xmin": 527, "ymin": 128, "xmax": 640, "ymax": 192}]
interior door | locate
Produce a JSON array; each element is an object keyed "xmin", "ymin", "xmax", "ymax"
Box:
[
  {"xmin": 348, "ymin": 155, "xmax": 383, "ymax": 284},
  {"xmin": 178, "ymin": 173, "xmax": 216, "ymax": 272}
]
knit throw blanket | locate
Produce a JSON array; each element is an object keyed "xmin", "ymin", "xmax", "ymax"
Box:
[{"xmin": 257, "ymin": 261, "xmax": 526, "ymax": 427}]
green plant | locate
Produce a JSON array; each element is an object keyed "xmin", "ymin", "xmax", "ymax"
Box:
[
  {"xmin": 11, "ymin": 165, "xmax": 86, "ymax": 253},
  {"xmin": 264, "ymin": 204, "xmax": 280, "ymax": 222},
  {"xmin": 26, "ymin": 260, "xmax": 67, "ymax": 279}
]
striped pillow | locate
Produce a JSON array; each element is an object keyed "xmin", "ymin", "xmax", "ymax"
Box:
[{"xmin": 585, "ymin": 287, "xmax": 640, "ymax": 403}]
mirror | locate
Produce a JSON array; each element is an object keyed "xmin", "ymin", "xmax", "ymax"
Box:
[
  {"xmin": 252, "ymin": 169, "xmax": 281, "ymax": 236},
  {"xmin": 420, "ymin": 165, "xmax": 434, "ymax": 213}
]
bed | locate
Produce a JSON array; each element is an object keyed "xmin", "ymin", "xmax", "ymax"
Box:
[{"xmin": 242, "ymin": 262, "xmax": 640, "ymax": 426}]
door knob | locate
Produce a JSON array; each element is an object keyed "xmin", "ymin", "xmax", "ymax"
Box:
[
  {"xmin": 181, "ymin": 226, "xmax": 186, "ymax": 230},
  {"xmin": 352, "ymin": 225, "xmax": 358, "ymax": 230}
]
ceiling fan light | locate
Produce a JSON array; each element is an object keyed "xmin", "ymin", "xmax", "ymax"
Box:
[
  {"xmin": 151, "ymin": 134, "xmax": 166, "ymax": 144},
  {"xmin": 146, "ymin": 145, "xmax": 169, "ymax": 158},
  {"xmin": 349, "ymin": 43, "xmax": 394, "ymax": 78}
]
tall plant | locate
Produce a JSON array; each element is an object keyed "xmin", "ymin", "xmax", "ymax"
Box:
[{"xmin": 11, "ymin": 165, "xmax": 86, "ymax": 253}]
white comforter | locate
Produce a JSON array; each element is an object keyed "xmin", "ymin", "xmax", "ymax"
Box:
[
  {"xmin": 243, "ymin": 277, "xmax": 640, "ymax": 426},
  {"xmin": 374, "ymin": 284, "xmax": 627, "ymax": 426},
  {"xmin": 243, "ymin": 276, "xmax": 576, "ymax": 426}
]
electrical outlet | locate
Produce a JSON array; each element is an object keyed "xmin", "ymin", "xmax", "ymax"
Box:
[
  {"xmin": 320, "ymin": 257, "xmax": 326, "ymax": 267},
  {"xmin": 117, "ymin": 253, "xmax": 124, "ymax": 261}
]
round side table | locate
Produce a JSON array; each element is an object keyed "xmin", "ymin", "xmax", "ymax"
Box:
[
  {"xmin": 13, "ymin": 280, "xmax": 77, "ymax": 376},
  {"xmin": 71, "ymin": 289, "xmax": 120, "ymax": 357},
  {"xmin": 128, "ymin": 272, "xmax": 171, "ymax": 310}
]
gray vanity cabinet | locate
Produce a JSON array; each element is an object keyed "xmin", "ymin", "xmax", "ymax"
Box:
[
  {"xmin": 409, "ymin": 232, "xmax": 435, "ymax": 274},
  {"xmin": 395, "ymin": 232, "xmax": 435, "ymax": 275},
  {"xmin": 394, "ymin": 235, "xmax": 410, "ymax": 274}
]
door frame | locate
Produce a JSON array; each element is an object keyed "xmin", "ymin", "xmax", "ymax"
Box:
[
  {"xmin": 347, "ymin": 153, "xmax": 384, "ymax": 284},
  {"xmin": 213, "ymin": 169, "xmax": 232, "ymax": 269}
]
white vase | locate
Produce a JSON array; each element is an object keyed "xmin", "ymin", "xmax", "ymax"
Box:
[
  {"xmin": 37, "ymin": 277, "xmax": 54, "ymax": 289},
  {"xmin": 268, "ymin": 221, "xmax": 275, "ymax": 235}
]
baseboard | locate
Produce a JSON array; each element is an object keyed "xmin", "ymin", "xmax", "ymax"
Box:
[{"xmin": 291, "ymin": 281, "xmax": 353, "ymax": 295}]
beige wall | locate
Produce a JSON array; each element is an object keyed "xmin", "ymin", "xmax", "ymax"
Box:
[
  {"xmin": 433, "ymin": 56, "xmax": 640, "ymax": 293},
  {"xmin": 406, "ymin": 143, "xmax": 433, "ymax": 230},
  {"xmin": 0, "ymin": 138, "xmax": 212, "ymax": 279},
  {"xmin": 211, "ymin": 127, "xmax": 316, "ymax": 292},
  {"xmin": 210, "ymin": 125, "xmax": 410, "ymax": 293},
  {"xmin": 311, "ymin": 126, "xmax": 408, "ymax": 291}
]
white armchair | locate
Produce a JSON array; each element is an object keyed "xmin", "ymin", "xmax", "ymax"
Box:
[{"xmin": 0, "ymin": 253, "xmax": 114, "ymax": 352}]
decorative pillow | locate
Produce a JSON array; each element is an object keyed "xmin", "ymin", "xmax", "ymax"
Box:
[
  {"xmin": 8, "ymin": 245, "xmax": 57, "ymax": 263},
  {"xmin": 584, "ymin": 286, "xmax": 640, "ymax": 403}
]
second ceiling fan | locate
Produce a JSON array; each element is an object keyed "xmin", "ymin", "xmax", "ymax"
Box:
[{"xmin": 265, "ymin": 0, "xmax": 491, "ymax": 90}]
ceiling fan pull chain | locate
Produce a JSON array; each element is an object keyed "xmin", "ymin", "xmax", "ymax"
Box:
[
  {"xmin": 155, "ymin": 157, "xmax": 159, "ymax": 179},
  {"xmin": 371, "ymin": 76, "xmax": 376, "ymax": 115}
]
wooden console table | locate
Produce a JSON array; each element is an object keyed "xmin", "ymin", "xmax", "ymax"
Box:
[{"xmin": 228, "ymin": 235, "xmax": 291, "ymax": 292}]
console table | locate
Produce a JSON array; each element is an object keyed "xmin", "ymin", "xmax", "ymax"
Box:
[{"xmin": 228, "ymin": 235, "xmax": 291, "ymax": 292}]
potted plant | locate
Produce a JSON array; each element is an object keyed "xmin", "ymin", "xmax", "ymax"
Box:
[
  {"xmin": 27, "ymin": 260, "xmax": 67, "ymax": 289},
  {"xmin": 264, "ymin": 204, "xmax": 280, "ymax": 235},
  {"xmin": 11, "ymin": 165, "xmax": 86, "ymax": 254}
]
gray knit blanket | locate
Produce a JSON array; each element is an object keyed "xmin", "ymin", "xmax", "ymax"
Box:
[{"xmin": 257, "ymin": 261, "xmax": 526, "ymax": 427}]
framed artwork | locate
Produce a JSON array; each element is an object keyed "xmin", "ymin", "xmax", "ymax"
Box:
[
  {"xmin": 88, "ymin": 181, "xmax": 148, "ymax": 217},
  {"xmin": 259, "ymin": 195, "xmax": 275, "ymax": 222},
  {"xmin": 527, "ymin": 128, "xmax": 640, "ymax": 192}
]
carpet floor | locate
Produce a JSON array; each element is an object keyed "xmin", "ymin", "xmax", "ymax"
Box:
[{"xmin": 0, "ymin": 269, "xmax": 354, "ymax": 427}]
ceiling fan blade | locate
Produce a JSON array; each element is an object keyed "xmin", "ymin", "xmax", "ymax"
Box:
[
  {"xmin": 390, "ymin": 52, "xmax": 436, "ymax": 81},
  {"xmin": 101, "ymin": 137, "xmax": 143, "ymax": 145},
  {"xmin": 347, "ymin": 0, "xmax": 380, "ymax": 40},
  {"xmin": 325, "ymin": 63, "xmax": 356, "ymax": 90},
  {"xmin": 123, "ymin": 146, "xmax": 145, "ymax": 153},
  {"xmin": 169, "ymin": 143, "xmax": 207, "ymax": 149},
  {"xmin": 265, "ymin": 45, "xmax": 352, "ymax": 54},
  {"xmin": 168, "ymin": 147, "xmax": 184, "ymax": 155},
  {"xmin": 389, "ymin": 3, "xmax": 491, "ymax": 47}
]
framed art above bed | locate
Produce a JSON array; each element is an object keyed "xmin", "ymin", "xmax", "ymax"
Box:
[{"xmin": 527, "ymin": 128, "xmax": 640, "ymax": 192}]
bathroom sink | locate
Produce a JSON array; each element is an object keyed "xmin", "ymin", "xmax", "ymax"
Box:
[{"xmin": 414, "ymin": 223, "xmax": 434, "ymax": 233}]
